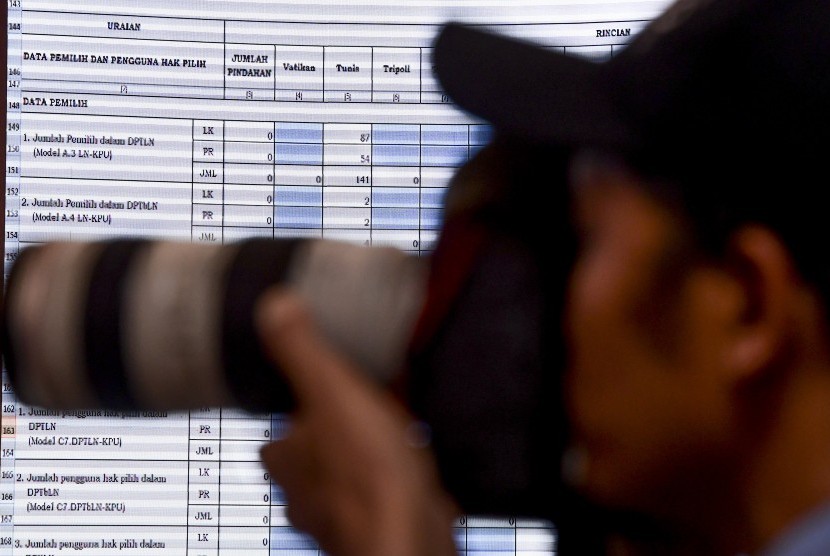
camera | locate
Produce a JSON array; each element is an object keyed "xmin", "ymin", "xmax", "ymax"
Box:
[{"xmin": 2, "ymin": 136, "xmax": 577, "ymax": 526}]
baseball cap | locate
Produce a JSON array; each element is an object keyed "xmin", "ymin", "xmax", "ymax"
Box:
[
  {"xmin": 433, "ymin": 0, "xmax": 830, "ymax": 274},
  {"xmin": 434, "ymin": 0, "xmax": 830, "ymax": 189}
]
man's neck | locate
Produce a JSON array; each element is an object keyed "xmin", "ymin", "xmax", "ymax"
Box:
[{"xmin": 731, "ymin": 361, "xmax": 830, "ymax": 555}]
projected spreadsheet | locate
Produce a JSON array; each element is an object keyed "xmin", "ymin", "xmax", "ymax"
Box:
[{"xmin": 1, "ymin": 1, "xmax": 670, "ymax": 554}]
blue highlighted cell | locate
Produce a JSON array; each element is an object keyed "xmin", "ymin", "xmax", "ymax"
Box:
[
  {"xmin": 372, "ymin": 187, "xmax": 419, "ymax": 207},
  {"xmin": 270, "ymin": 484, "xmax": 287, "ymax": 505},
  {"xmin": 372, "ymin": 124, "xmax": 420, "ymax": 144},
  {"xmin": 275, "ymin": 143, "xmax": 323, "ymax": 165},
  {"xmin": 274, "ymin": 186, "xmax": 323, "ymax": 207},
  {"xmin": 421, "ymin": 145, "xmax": 468, "ymax": 167},
  {"xmin": 373, "ymin": 144, "xmax": 420, "ymax": 166},
  {"xmin": 270, "ymin": 415, "xmax": 292, "ymax": 440},
  {"xmin": 421, "ymin": 188, "xmax": 446, "ymax": 209},
  {"xmin": 269, "ymin": 529, "xmax": 319, "ymax": 551},
  {"xmin": 275, "ymin": 123, "xmax": 323, "ymax": 143},
  {"xmin": 372, "ymin": 207, "xmax": 419, "ymax": 230},
  {"xmin": 421, "ymin": 125, "xmax": 468, "ymax": 145},
  {"xmin": 274, "ymin": 206, "xmax": 323, "ymax": 228},
  {"xmin": 466, "ymin": 528, "xmax": 515, "ymax": 552},
  {"xmin": 421, "ymin": 208, "xmax": 444, "ymax": 230},
  {"xmin": 470, "ymin": 124, "xmax": 494, "ymax": 146}
]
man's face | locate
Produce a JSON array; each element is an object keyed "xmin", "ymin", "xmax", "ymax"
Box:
[{"xmin": 565, "ymin": 163, "xmax": 737, "ymax": 515}]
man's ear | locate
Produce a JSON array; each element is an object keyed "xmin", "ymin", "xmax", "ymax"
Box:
[{"xmin": 722, "ymin": 225, "xmax": 801, "ymax": 380}]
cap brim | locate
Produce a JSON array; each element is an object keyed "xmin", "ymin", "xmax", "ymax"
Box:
[{"xmin": 433, "ymin": 24, "xmax": 633, "ymax": 149}]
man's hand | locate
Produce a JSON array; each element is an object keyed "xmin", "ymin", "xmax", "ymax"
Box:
[{"xmin": 256, "ymin": 289, "xmax": 459, "ymax": 556}]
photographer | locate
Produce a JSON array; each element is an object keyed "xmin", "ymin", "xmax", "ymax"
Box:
[{"xmin": 257, "ymin": 0, "xmax": 830, "ymax": 554}]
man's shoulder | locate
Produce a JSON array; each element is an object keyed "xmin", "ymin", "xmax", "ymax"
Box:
[{"xmin": 761, "ymin": 503, "xmax": 830, "ymax": 556}]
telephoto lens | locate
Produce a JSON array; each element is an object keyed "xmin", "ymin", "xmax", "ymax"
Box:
[{"xmin": 2, "ymin": 238, "xmax": 426, "ymax": 413}]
